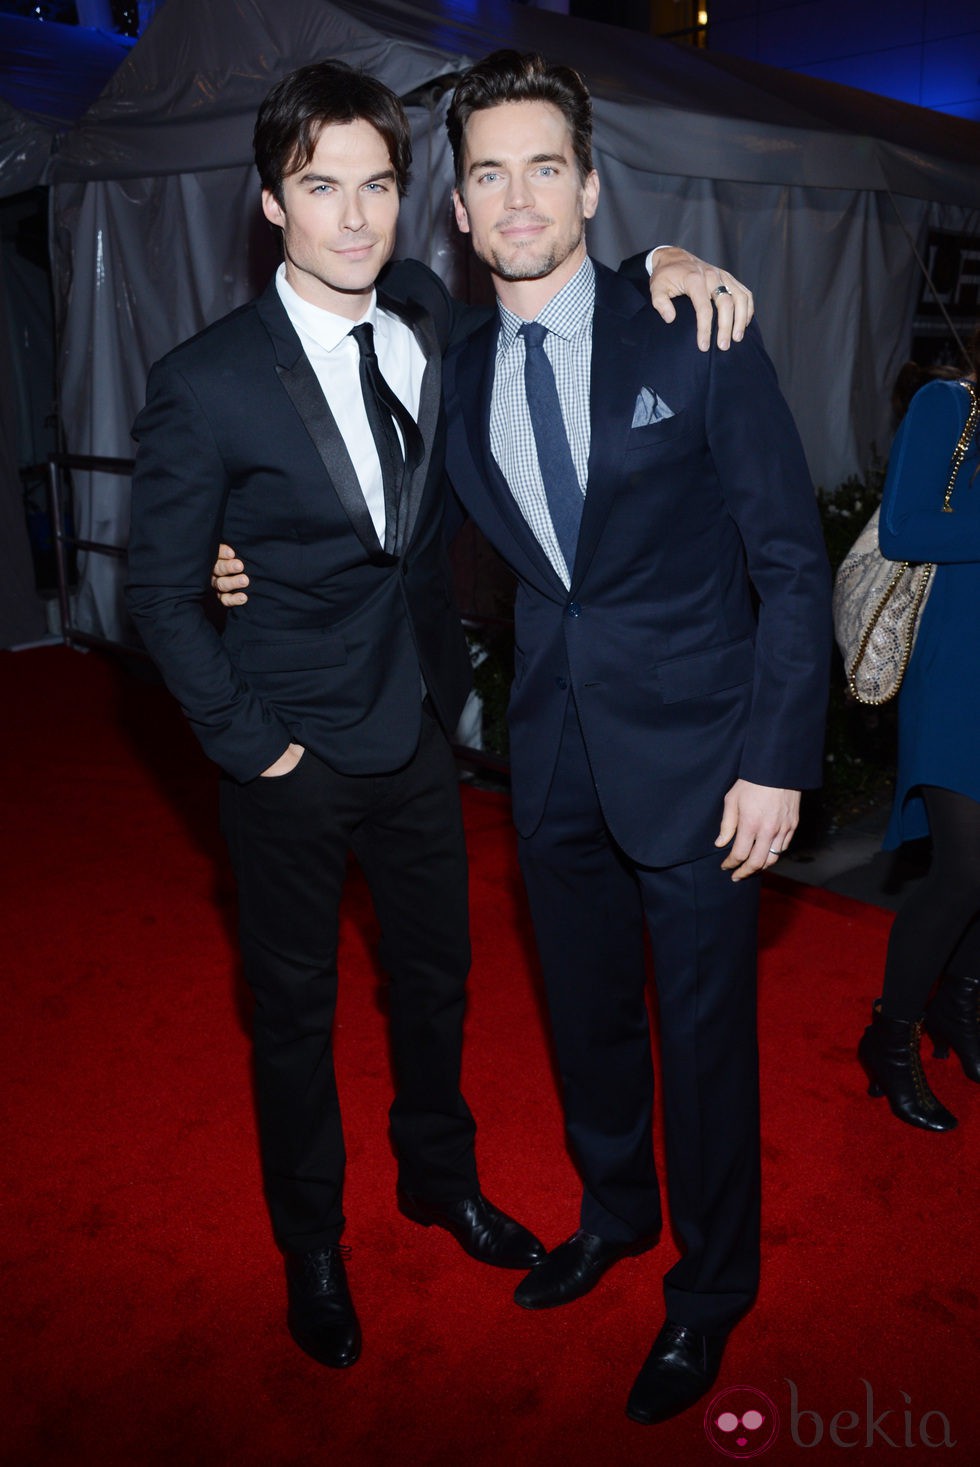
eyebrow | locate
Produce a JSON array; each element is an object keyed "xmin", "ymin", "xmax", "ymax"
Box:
[
  {"xmin": 467, "ymin": 152, "xmax": 567, "ymax": 175},
  {"xmin": 298, "ymin": 168, "xmax": 397, "ymax": 186}
]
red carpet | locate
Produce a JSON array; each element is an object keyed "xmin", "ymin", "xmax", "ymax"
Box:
[{"xmin": 2, "ymin": 645, "xmax": 978, "ymax": 1466}]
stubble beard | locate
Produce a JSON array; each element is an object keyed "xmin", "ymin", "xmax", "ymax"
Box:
[{"xmin": 484, "ymin": 218, "xmax": 584, "ymax": 284}]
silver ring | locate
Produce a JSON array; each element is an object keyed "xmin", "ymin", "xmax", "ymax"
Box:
[
  {"xmin": 712, "ymin": 284, "xmax": 732, "ymax": 298},
  {"xmin": 769, "ymin": 847, "xmax": 781, "ymax": 856}
]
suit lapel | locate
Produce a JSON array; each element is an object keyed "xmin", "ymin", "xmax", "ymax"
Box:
[
  {"xmin": 573, "ymin": 264, "xmax": 650, "ymax": 590},
  {"xmin": 255, "ymin": 283, "xmax": 392, "ymax": 565},
  {"xmin": 378, "ymin": 289, "xmax": 439, "ymax": 552},
  {"xmin": 454, "ymin": 319, "xmax": 567, "ymax": 598}
]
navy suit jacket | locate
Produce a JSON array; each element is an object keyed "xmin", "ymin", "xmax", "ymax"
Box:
[
  {"xmin": 126, "ymin": 267, "xmax": 472, "ymax": 783},
  {"xmin": 443, "ymin": 260, "xmax": 832, "ymax": 868}
]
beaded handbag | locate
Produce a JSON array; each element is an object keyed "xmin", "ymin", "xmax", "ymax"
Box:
[{"xmin": 832, "ymin": 380, "xmax": 979, "ymax": 705}]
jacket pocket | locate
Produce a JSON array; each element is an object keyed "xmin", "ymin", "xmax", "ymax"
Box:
[
  {"xmin": 236, "ymin": 631, "xmax": 347, "ymax": 673},
  {"xmin": 625, "ymin": 412, "xmax": 692, "ymax": 450},
  {"xmin": 655, "ymin": 638, "xmax": 754, "ymax": 705}
]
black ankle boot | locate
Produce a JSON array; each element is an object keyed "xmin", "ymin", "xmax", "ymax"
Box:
[
  {"xmin": 858, "ymin": 1002, "xmax": 958, "ymax": 1132},
  {"xmin": 925, "ymin": 975, "xmax": 980, "ymax": 1083}
]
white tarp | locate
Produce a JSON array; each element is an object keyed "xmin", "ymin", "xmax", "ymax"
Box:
[{"xmin": 43, "ymin": 0, "xmax": 980, "ymax": 643}]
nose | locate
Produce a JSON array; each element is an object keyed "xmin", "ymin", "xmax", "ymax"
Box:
[
  {"xmin": 341, "ymin": 192, "xmax": 368, "ymax": 231},
  {"xmin": 503, "ymin": 174, "xmax": 532, "ymax": 210}
]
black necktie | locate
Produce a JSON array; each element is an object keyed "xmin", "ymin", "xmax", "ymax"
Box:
[
  {"xmin": 350, "ymin": 322, "xmax": 423, "ymax": 554},
  {"xmin": 520, "ymin": 320, "xmax": 583, "ymax": 576}
]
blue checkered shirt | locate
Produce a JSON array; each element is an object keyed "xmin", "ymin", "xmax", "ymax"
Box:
[{"xmin": 490, "ymin": 257, "xmax": 595, "ymax": 587}]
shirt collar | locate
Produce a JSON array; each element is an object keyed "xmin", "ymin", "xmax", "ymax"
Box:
[
  {"xmin": 496, "ymin": 256, "xmax": 596, "ymax": 352},
  {"xmin": 275, "ymin": 261, "xmax": 379, "ymax": 352}
]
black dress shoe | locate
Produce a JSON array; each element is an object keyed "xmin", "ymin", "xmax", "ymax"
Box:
[
  {"xmin": 285, "ymin": 1245, "xmax": 361, "ymax": 1369},
  {"xmin": 513, "ymin": 1228, "xmax": 657, "ymax": 1310},
  {"xmin": 626, "ymin": 1320, "xmax": 727, "ymax": 1425},
  {"xmin": 398, "ymin": 1190, "xmax": 546, "ymax": 1269}
]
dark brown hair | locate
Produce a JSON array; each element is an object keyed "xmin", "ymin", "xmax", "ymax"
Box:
[
  {"xmin": 446, "ymin": 50, "xmax": 593, "ymax": 190},
  {"xmin": 253, "ymin": 60, "xmax": 412, "ymax": 203}
]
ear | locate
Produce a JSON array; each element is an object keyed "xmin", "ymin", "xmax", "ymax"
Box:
[
  {"xmin": 582, "ymin": 170, "xmax": 599, "ymax": 221},
  {"xmin": 262, "ymin": 189, "xmax": 286, "ymax": 230},
  {"xmin": 452, "ymin": 188, "xmax": 471, "ymax": 236}
]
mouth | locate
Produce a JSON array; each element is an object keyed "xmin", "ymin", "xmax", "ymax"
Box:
[
  {"xmin": 334, "ymin": 242, "xmax": 378, "ymax": 260},
  {"xmin": 497, "ymin": 218, "xmax": 551, "ymax": 240}
]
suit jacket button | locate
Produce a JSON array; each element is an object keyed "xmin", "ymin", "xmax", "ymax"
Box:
[
  {"xmin": 556, "ymin": 676, "xmax": 568, "ymax": 690},
  {"xmin": 566, "ymin": 601, "xmax": 581, "ymax": 618}
]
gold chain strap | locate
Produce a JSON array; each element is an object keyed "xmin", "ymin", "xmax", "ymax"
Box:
[
  {"xmin": 942, "ymin": 379, "xmax": 979, "ymax": 513},
  {"xmin": 847, "ymin": 559, "xmax": 934, "ymax": 703}
]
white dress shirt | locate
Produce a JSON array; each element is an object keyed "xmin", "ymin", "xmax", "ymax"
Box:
[{"xmin": 275, "ymin": 263, "xmax": 425, "ymax": 542}]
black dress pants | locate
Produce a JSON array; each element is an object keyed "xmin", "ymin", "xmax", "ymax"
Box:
[
  {"xmin": 220, "ymin": 708, "xmax": 477, "ymax": 1252},
  {"xmin": 518, "ymin": 699, "xmax": 761, "ymax": 1334}
]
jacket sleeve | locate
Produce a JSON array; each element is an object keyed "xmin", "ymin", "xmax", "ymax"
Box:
[
  {"xmin": 704, "ymin": 318, "xmax": 833, "ymax": 791},
  {"xmin": 617, "ymin": 251, "xmax": 650, "ymax": 294},
  {"xmin": 879, "ymin": 381, "xmax": 980, "ymax": 564},
  {"xmin": 125, "ymin": 357, "xmax": 292, "ymax": 781}
]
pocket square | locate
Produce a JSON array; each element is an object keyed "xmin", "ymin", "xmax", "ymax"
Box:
[{"xmin": 631, "ymin": 387, "xmax": 674, "ymax": 428}]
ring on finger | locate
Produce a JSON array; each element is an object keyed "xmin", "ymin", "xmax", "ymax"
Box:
[{"xmin": 712, "ymin": 283, "xmax": 732, "ymax": 299}]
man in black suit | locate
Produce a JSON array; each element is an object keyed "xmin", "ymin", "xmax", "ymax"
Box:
[
  {"xmin": 132, "ymin": 60, "xmax": 750, "ymax": 1374},
  {"xmin": 126, "ymin": 63, "xmax": 548, "ymax": 1372}
]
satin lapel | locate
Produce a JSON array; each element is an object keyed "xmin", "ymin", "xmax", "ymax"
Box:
[
  {"xmin": 573, "ymin": 266, "xmax": 650, "ymax": 590},
  {"xmin": 378, "ymin": 289, "xmax": 438, "ymax": 552},
  {"xmin": 255, "ymin": 284, "xmax": 390, "ymax": 565},
  {"xmin": 454, "ymin": 321, "xmax": 567, "ymax": 599}
]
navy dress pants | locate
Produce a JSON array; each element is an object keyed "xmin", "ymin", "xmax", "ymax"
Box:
[{"xmin": 518, "ymin": 699, "xmax": 761, "ymax": 1334}]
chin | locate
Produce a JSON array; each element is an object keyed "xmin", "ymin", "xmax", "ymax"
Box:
[{"xmin": 493, "ymin": 250, "xmax": 559, "ymax": 283}]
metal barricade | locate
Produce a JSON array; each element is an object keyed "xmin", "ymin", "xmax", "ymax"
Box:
[{"xmin": 45, "ymin": 451, "xmax": 143, "ymax": 656}]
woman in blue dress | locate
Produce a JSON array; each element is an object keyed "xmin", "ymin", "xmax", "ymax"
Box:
[{"xmin": 858, "ymin": 330, "xmax": 980, "ymax": 1131}]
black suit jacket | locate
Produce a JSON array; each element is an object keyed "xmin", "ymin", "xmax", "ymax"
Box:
[
  {"xmin": 126, "ymin": 265, "xmax": 472, "ymax": 783},
  {"xmin": 443, "ymin": 260, "xmax": 832, "ymax": 867}
]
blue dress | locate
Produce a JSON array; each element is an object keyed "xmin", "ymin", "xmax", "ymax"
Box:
[{"xmin": 880, "ymin": 379, "xmax": 980, "ymax": 849}]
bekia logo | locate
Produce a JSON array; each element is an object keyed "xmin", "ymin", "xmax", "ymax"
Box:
[
  {"xmin": 704, "ymin": 1380, "xmax": 956, "ymax": 1456},
  {"xmin": 705, "ymin": 1386, "xmax": 780, "ymax": 1458}
]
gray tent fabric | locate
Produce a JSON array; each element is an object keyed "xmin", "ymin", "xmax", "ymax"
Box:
[
  {"xmin": 41, "ymin": 0, "xmax": 980, "ymax": 643},
  {"xmin": 0, "ymin": 99, "xmax": 55, "ymax": 200}
]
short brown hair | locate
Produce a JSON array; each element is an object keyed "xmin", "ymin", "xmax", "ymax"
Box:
[
  {"xmin": 254, "ymin": 60, "xmax": 412, "ymax": 203},
  {"xmin": 446, "ymin": 50, "xmax": 593, "ymax": 190}
]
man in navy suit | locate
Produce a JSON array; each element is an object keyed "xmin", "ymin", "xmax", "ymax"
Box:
[
  {"xmin": 130, "ymin": 59, "xmax": 746, "ymax": 1375},
  {"xmin": 437, "ymin": 52, "xmax": 832, "ymax": 1425}
]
